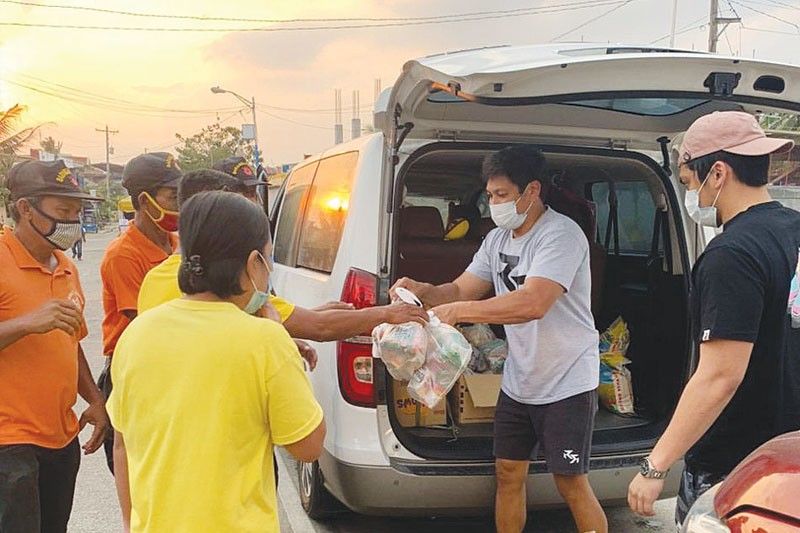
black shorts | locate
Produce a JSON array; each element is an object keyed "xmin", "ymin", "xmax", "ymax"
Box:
[
  {"xmin": 0, "ymin": 438, "xmax": 81, "ymax": 533},
  {"xmin": 493, "ymin": 389, "xmax": 597, "ymax": 475},
  {"xmin": 675, "ymin": 465, "xmax": 726, "ymax": 526}
]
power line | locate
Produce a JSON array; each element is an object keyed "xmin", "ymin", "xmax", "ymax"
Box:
[
  {"xmin": 0, "ymin": 1, "xmax": 638, "ymax": 32},
  {"xmin": 549, "ymin": 0, "xmax": 636, "ymax": 41},
  {"xmin": 12, "ymin": 73, "xmax": 242, "ymax": 114},
  {"xmin": 0, "ymin": 0, "xmax": 637, "ymax": 24},
  {"xmin": 740, "ymin": 0, "xmax": 800, "ymax": 12},
  {"xmin": 256, "ymin": 109, "xmax": 334, "ymax": 131},
  {"xmin": 4, "ymin": 78, "xmax": 249, "ymax": 118},
  {"xmin": 731, "ymin": 0, "xmax": 800, "ymax": 31},
  {"xmin": 741, "ymin": 23, "xmax": 800, "ymax": 35},
  {"xmin": 649, "ymin": 15, "xmax": 708, "ymax": 44}
]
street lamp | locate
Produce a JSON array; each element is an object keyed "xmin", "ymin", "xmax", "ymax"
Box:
[{"xmin": 210, "ymin": 86, "xmax": 261, "ymax": 170}]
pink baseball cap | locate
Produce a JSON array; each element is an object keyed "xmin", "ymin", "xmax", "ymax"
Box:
[{"xmin": 679, "ymin": 111, "xmax": 794, "ymax": 164}]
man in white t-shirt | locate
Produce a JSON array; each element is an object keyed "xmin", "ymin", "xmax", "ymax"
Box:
[{"xmin": 393, "ymin": 145, "xmax": 605, "ymax": 533}]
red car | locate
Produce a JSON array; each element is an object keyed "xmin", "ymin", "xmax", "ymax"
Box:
[{"xmin": 681, "ymin": 431, "xmax": 800, "ymax": 532}]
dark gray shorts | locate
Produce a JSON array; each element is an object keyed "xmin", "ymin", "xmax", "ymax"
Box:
[
  {"xmin": 675, "ymin": 466, "xmax": 726, "ymax": 526},
  {"xmin": 493, "ymin": 389, "xmax": 597, "ymax": 475}
]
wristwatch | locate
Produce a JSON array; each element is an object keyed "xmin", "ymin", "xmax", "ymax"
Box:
[{"xmin": 639, "ymin": 457, "xmax": 670, "ymax": 479}]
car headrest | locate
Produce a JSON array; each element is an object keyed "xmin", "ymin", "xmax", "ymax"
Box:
[{"xmin": 400, "ymin": 206, "xmax": 445, "ymax": 239}]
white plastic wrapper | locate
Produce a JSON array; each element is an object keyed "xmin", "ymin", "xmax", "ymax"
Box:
[
  {"xmin": 372, "ymin": 322, "xmax": 428, "ymax": 381},
  {"xmin": 407, "ymin": 316, "xmax": 472, "ymax": 409}
]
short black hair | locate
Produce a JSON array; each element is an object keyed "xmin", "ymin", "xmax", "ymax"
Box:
[
  {"xmin": 482, "ymin": 145, "xmax": 549, "ymax": 200},
  {"xmin": 178, "ymin": 169, "xmax": 241, "ymax": 206},
  {"xmin": 8, "ymin": 196, "xmax": 40, "ymax": 223},
  {"xmin": 686, "ymin": 150, "xmax": 770, "ymax": 187},
  {"xmin": 178, "ymin": 191, "xmax": 270, "ymax": 298}
]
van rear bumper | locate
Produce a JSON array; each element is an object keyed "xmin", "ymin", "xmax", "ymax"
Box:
[{"xmin": 319, "ymin": 450, "xmax": 682, "ymax": 517}]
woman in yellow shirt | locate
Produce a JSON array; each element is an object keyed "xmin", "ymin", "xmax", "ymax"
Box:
[{"xmin": 107, "ymin": 191, "xmax": 325, "ymax": 533}]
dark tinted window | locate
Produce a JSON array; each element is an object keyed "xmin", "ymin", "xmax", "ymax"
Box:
[{"xmin": 593, "ymin": 181, "xmax": 656, "ymax": 254}]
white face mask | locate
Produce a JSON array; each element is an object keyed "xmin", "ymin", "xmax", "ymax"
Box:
[
  {"xmin": 490, "ymin": 193, "xmax": 531, "ymax": 230},
  {"xmin": 684, "ymin": 170, "xmax": 724, "ymax": 228}
]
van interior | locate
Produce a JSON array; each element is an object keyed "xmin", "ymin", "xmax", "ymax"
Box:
[{"xmin": 387, "ymin": 146, "xmax": 691, "ymax": 460}]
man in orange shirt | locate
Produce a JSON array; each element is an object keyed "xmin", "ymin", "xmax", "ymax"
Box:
[
  {"xmin": 99, "ymin": 152, "xmax": 181, "ymax": 472},
  {"xmin": 0, "ymin": 160, "xmax": 109, "ymax": 533}
]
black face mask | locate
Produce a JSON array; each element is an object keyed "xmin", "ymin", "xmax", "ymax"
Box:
[{"xmin": 31, "ymin": 204, "xmax": 82, "ymax": 251}]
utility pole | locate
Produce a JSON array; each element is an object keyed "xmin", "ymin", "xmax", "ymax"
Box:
[
  {"xmin": 669, "ymin": 0, "xmax": 679, "ymax": 48},
  {"xmin": 95, "ymin": 125, "xmax": 118, "ymax": 200},
  {"xmin": 250, "ymin": 96, "xmax": 260, "ymax": 168},
  {"xmin": 334, "ymin": 89, "xmax": 343, "ymax": 145},
  {"xmin": 708, "ymin": 0, "xmax": 741, "ymax": 53}
]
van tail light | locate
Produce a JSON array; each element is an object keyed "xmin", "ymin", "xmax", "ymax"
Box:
[{"xmin": 337, "ymin": 268, "xmax": 377, "ymax": 408}]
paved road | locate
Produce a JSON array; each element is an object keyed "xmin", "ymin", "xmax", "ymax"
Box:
[{"xmin": 67, "ymin": 230, "xmax": 676, "ymax": 532}]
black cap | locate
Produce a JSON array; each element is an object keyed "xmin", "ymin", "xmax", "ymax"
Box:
[
  {"xmin": 122, "ymin": 152, "xmax": 182, "ymax": 194},
  {"xmin": 212, "ymin": 157, "xmax": 262, "ymax": 187},
  {"xmin": 7, "ymin": 160, "xmax": 101, "ymax": 201}
]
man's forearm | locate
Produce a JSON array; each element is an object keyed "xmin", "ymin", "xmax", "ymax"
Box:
[
  {"xmin": 648, "ymin": 371, "xmax": 740, "ymax": 471},
  {"xmin": 286, "ymin": 307, "xmax": 389, "ymax": 342},
  {"xmin": 0, "ymin": 317, "xmax": 31, "ymax": 351},
  {"xmin": 448, "ymin": 290, "xmax": 544, "ymax": 325},
  {"xmin": 419, "ymin": 282, "xmax": 462, "ymax": 307},
  {"xmin": 78, "ymin": 346, "xmax": 104, "ymax": 405},
  {"xmin": 114, "ymin": 432, "xmax": 132, "ymax": 531}
]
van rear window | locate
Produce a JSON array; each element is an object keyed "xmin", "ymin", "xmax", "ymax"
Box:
[{"xmin": 563, "ymin": 97, "xmax": 709, "ymax": 116}]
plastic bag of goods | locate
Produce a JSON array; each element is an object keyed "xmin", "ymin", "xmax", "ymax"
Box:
[
  {"xmin": 468, "ymin": 346, "xmax": 490, "ymax": 374},
  {"xmin": 372, "ymin": 322, "xmax": 428, "ymax": 381},
  {"xmin": 599, "ymin": 353, "xmax": 635, "ymax": 415},
  {"xmin": 598, "ymin": 317, "xmax": 635, "ymax": 415},
  {"xmin": 480, "ymin": 338, "xmax": 508, "ymax": 374},
  {"xmin": 459, "ymin": 324, "xmax": 496, "ymax": 348},
  {"xmin": 407, "ymin": 316, "xmax": 472, "ymax": 409},
  {"xmin": 599, "ymin": 316, "xmax": 630, "ymax": 356}
]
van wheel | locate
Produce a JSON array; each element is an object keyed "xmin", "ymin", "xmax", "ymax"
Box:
[{"xmin": 297, "ymin": 460, "xmax": 343, "ymax": 520}]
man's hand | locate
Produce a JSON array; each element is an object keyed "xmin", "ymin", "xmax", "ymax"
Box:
[
  {"xmin": 313, "ymin": 301, "xmax": 355, "ymax": 312},
  {"xmin": 381, "ymin": 302, "xmax": 428, "ymax": 326},
  {"xmin": 627, "ymin": 474, "xmax": 665, "ymax": 517},
  {"xmin": 294, "ymin": 339, "xmax": 318, "ymax": 371},
  {"xmin": 429, "ymin": 302, "xmax": 463, "ymax": 326},
  {"xmin": 390, "ymin": 277, "xmax": 434, "ymax": 304},
  {"xmin": 255, "ymin": 301, "xmax": 281, "ymax": 322},
  {"xmin": 20, "ymin": 299, "xmax": 82, "ymax": 337},
  {"xmin": 79, "ymin": 401, "xmax": 110, "ymax": 455}
]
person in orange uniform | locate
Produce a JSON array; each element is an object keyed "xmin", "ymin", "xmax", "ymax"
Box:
[
  {"xmin": 0, "ymin": 160, "xmax": 109, "ymax": 533},
  {"xmin": 98, "ymin": 152, "xmax": 181, "ymax": 473},
  {"xmin": 212, "ymin": 156, "xmax": 264, "ymax": 203}
]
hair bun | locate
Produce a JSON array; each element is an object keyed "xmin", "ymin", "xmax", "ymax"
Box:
[{"xmin": 182, "ymin": 254, "xmax": 205, "ymax": 277}]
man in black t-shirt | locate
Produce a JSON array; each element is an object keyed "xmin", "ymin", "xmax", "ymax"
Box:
[{"xmin": 627, "ymin": 111, "xmax": 800, "ymax": 525}]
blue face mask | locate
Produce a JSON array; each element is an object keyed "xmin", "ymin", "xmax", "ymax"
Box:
[{"xmin": 243, "ymin": 252, "xmax": 271, "ymax": 315}]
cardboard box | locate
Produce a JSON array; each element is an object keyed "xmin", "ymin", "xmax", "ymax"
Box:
[
  {"xmin": 451, "ymin": 373, "xmax": 503, "ymax": 424},
  {"xmin": 392, "ymin": 379, "xmax": 447, "ymax": 427}
]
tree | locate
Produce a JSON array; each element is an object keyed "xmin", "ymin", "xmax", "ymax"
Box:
[
  {"xmin": 760, "ymin": 112, "xmax": 800, "ymax": 132},
  {"xmin": 1, "ymin": 104, "xmax": 44, "ymax": 207},
  {"xmin": 174, "ymin": 122, "xmax": 254, "ymax": 172},
  {"xmin": 40, "ymin": 135, "xmax": 63, "ymax": 156}
]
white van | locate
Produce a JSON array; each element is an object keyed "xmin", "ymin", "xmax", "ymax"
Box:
[{"xmin": 267, "ymin": 43, "xmax": 800, "ymax": 519}]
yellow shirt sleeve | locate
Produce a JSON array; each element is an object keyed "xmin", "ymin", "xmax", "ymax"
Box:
[
  {"xmin": 268, "ymin": 295, "xmax": 295, "ymax": 323},
  {"xmin": 106, "ymin": 340, "xmax": 129, "ymax": 432},
  {"xmin": 267, "ymin": 337, "xmax": 323, "ymax": 446},
  {"xmin": 138, "ymin": 255, "xmax": 183, "ymax": 313}
]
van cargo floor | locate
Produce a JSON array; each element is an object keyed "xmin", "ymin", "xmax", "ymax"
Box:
[{"xmin": 594, "ymin": 409, "xmax": 652, "ymax": 431}]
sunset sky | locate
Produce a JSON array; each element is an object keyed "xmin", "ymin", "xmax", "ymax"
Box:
[{"xmin": 0, "ymin": 0, "xmax": 797, "ymax": 165}]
